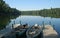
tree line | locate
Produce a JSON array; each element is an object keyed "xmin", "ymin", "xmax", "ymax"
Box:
[
  {"xmin": 0, "ymin": 0, "xmax": 21, "ymax": 16},
  {"xmin": 0, "ymin": 0, "xmax": 60, "ymax": 18},
  {"xmin": 21, "ymin": 8, "xmax": 60, "ymax": 18}
]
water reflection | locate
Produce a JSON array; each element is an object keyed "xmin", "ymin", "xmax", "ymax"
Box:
[
  {"xmin": 12, "ymin": 16, "xmax": 60, "ymax": 35},
  {"xmin": 0, "ymin": 15, "xmax": 19, "ymax": 30},
  {"xmin": 0, "ymin": 16, "xmax": 10, "ymax": 29},
  {"xmin": 0, "ymin": 15, "xmax": 60, "ymax": 37}
]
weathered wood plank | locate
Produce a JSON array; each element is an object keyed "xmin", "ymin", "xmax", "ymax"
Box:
[{"xmin": 43, "ymin": 25, "xmax": 58, "ymax": 38}]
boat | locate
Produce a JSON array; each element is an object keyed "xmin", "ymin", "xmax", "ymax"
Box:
[
  {"xmin": 1, "ymin": 24, "xmax": 29, "ymax": 38},
  {"xmin": 15, "ymin": 24, "xmax": 29, "ymax": 38},
  {"xmin": 26, "ymin": 24, "xmax": 43, "ymax": 38}
]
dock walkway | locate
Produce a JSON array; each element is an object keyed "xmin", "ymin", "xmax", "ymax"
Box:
[{"xmin": 43, "ymin": 25, "xmax": 58, "ymax": 38}]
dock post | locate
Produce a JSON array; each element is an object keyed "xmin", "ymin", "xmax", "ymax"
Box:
[
  {"xmin": 20, "ymin": 21, "xmax": 21, "ymax": 25},
  {"xmin": 42, "ymin": 21, "xmax": 45, "ymax": 30},
  {"xmin": 12, "ymin": 24, "xmax": 14, "ymax": 29},
  {"xmin": 49, "ymin": 21, "xmax": 51, "ymax": 25},
  {"xmin": 53, "ymin": 24, "xmax": 55, "ymax": 30},
  {"xmin": 14, "ymin": 20, "xmax": 15, "ymax": 24}
]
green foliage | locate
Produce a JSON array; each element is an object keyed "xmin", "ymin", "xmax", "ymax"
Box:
[
  {"xmin": 0, "ymin": 0, "xmax": 21, "ymax": 16},
  {"xmin": 21, "ymin": 8, "xmax": 60, "ymax": 18},
  {"xmin": 0, "ymin": 0, "xmax": 21, "ymax": 29},
  {"xmin": 39, "ymin": 8, "xmax": 60, "ymax": 18}
]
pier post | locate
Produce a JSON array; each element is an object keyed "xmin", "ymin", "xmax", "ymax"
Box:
[
  {"xmin": 20, "ymin": 21, "xmax": 21, "ymax": 25},
  {"xmin": 49, "ymin": 21, "xmax": 51, "ymax": 25},
  {"xmin": 12, "ymin": 24, "xmax": 14, "ymax": 29},
  {"xmin": 14, "ymin": 20, "xmax": 15, "ymax": 24},
  {"xmin": 53, "ymin": 25, "xmax": 55, "ymax": 30},
  {"xmin": 42, "ymin": 21, "xmax": 45, "ymax": 30}
]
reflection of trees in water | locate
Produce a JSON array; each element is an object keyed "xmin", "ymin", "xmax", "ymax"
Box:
[
  {"xmin": 0, "ymin": 15, "xmax": 20, "ymax": 30},
  {"xmin": 0, "ymin": 16, "xmax": 10, "ymax": 29}
]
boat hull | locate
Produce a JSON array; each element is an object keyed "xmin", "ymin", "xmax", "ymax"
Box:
[
  {"xmin": 15, "ymin": 29, "xmax": 27, "ymax": 38},
  {"xmin": 34, "ymin": 31, "xmax": 43, "ymax": 38},
  {"xmin": 26, "ymin": 25, "xmax": 43, "ymax": 38}
]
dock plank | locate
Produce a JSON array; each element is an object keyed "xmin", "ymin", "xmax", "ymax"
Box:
[{"xmin": 43, "ymin": 25, "xmax": 58, "ymax": 38}]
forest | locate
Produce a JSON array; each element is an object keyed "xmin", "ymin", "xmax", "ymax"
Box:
[
  {"xmin": 0, "ymin": 0, "xmax": 21, "ymax": 16},
  {"xmin": 21, "ymin": 8, "xmax": 60, "ymax": 18},
  {"xmin": 0, "ymin": 0, "xmax": 60, "ymax": 18}
]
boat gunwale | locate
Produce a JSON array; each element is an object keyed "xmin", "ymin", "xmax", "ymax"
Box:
[{"xmin": 26, "ymin": 25, "xmax": 43, "ymax": 38}]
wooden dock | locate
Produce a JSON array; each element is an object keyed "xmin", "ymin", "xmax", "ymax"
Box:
[{"xmin": 43, "ymin": 25, "xmax": 58, "ymax": 38}]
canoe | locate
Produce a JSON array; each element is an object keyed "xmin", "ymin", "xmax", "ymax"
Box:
[{"xmin": 26, "ymin": 24, "xmax": 43, "ymax": 38}]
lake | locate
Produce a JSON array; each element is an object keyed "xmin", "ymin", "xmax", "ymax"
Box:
[{"xmin": 0, "ymin": 15, "xmax": 60, "ymax": 37}]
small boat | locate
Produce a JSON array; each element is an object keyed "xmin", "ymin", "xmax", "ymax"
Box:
[
  {"xmin": 1, "ymin": 24, "xmax": 29, "ymax": 38},
  {"xmin": 26, "ymin": 24, "xmax": 43, "ymax": 38},
  {"xmin": 14, "ymin": 24, "xmax": 29, "ymax": 38}
]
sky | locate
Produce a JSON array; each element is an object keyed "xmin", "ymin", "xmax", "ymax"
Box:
[{"xmin": 3, "ymin": 0, "xmax": 60, "ymax": 11}]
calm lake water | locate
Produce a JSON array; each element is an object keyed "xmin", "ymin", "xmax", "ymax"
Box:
[{"xmin": 0, "ymin": 15, "xmax": 60, "ymax": 37}]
